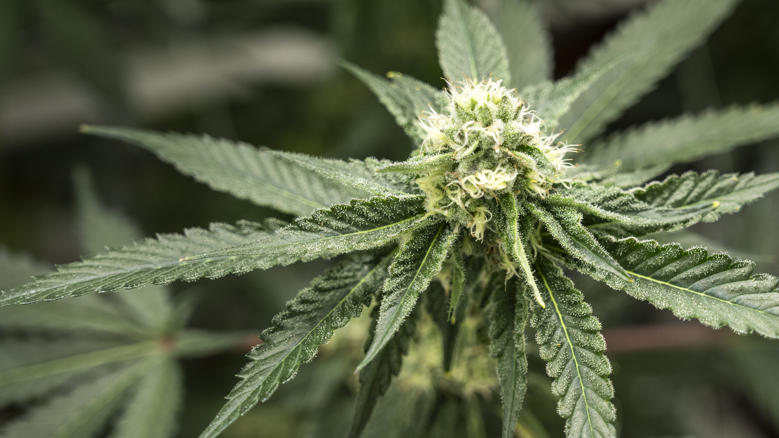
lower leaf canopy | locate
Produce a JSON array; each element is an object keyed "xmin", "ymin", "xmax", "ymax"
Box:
[
  {"xmin": 199, "ymin": 252, "xmax": 395, "ymax": 438},
  {"xmin": 531, "ymin": 258, "xmax": 616, "ymax": 438}
]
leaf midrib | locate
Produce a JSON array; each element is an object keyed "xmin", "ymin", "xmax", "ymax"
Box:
[{"xmin": 537, "ymin": 264, "xmax": 596, "ymax": 437}]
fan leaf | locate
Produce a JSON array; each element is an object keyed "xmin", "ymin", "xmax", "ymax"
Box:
[
  {"xmin": 490, "ymin": 0, "xmax": 551, "ymax": 90},
  {"xmin": 586, "ymin": 104, "xmax": 779, "ymax": 170},
  {"xmin": 358, "ymin": 222, "xmax": 457, "ymax": 370},
  {"xmin": 558, "ymin": 0, "xmax": 738, "ymax": 143},
  {"xmin": 111, "ymin": 359, "xmax": 182, "ymax": 438},
  {"xmin": 436, "ymin": 0, "xmax": 511, "ymax": 83},
  {"xmin": 560, "ymin": 237, "xmax": 779, "ymax": 339},
  {"xmin": 531, "ymin": 258, "xmax": 616, "ymax": 438},
  {"xmin": 487, "ymin": 277, "xmax": 529, "ymax": 438},
  {"xmin": 343, "ymin": 62, "xmax": 448, "ymax": 145},
  {"xmin": 199, "ymin": 252, "xmax": 394, "ymax": 438},
  {"xmin": 81, "ymin": 126, "xmax": 370, "ymax": 217}
]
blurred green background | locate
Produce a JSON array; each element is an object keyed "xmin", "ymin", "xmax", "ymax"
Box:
[{"xmin": 1, "ymin": 0, "xmax": 778, "ymax": 437}]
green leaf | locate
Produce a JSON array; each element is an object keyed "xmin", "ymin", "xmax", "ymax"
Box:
[
  {"xmin": 531, "ymin": 258, "xmax": 616, "ymax": 438},
  {"xmin": 436, "ymin": 0, "xmax": 511, "ymax": 82},
  {"xmin": 0, "ymin": 221, "xmax": 269, "ymax": 308},
  {"xmin": 0, "ymin": 246, "xmax": 50, "ymax": 290},
  {"xmin": 496, "ymin": 193, "xmax": 543, "ymax": 306},
  {"xmin": 81, "ymin": 126, "xmax": 370, "ymax": 217},
  {"xmin": 425, "ymin": 280, "xmax": 459, "ymax": 371},
  {"xmin": 558, "ymin": 0, "xmax": 739, "ymax": 143},
  {"xmin": 586, "ymin": 104, "xmax": 779, "ymax": 170},
  {"xmin": 348, "ymin": 304, "xmax": 420, "ymax": 438},
  {"xmin": 36, "ymin": 0, "xmax": 127, "ymax": 108},
  {"xmin": 186, "ymin": 196, "xmax": 430, "ymax": 266},
  {"xmin": 527, "ymin": 202, "xmax": 630, "ymax": 283},
  {"xmin": 586, "ymin": 171, "xmax": 779, "ymax": 237},
  {"xmin": 172, "ymin": 330, "xmax": 253, "ymax": 359},
  {"xmin": 377, "ymin": 153, "xmax": 455, "ymax": 173},
  {"xmin": 0, "ymin": 339, "xmax": 128, "ymax": 406},
  {"xmin": 487, "ymin": 277, "xmax": 529, "ymax": 438},
  {"xmin": 358, "ymin": 222, "xmax": 457, "ymax": 371},
  {"xmin": 268, "ymin": 151, "xmax": 414, "ymax": 197},
  {"xmin": 490, "ymin": 0, "xmax": 551, "ymax": 90},
  {"xmin": 652, "ymin": 230, "xmax": 775, "ymax": 265},
  {"xmin": 74, "ymin": 167, "xmax": 173, "ymax": 330},
  {"xmin": 111, "ymin": 359, "xmax": 182, "ymax": 438},
  {"xmin": 566, "ymin": 236, "xmax": 779, "ymax": 339},
  {"xmin": 199, "ymin": 252, "xmax": 394, "ymax": 438},
  {"xmin": 343, "ymin": 62, "xmax": 448, "ymax": 145},
  {"xmin": 520, "ymin": 61, "xmax": 612, "ymax": 129},
  {"xmin": 0, "ymin": 358, "xmax": 153, "ymax": 438}
]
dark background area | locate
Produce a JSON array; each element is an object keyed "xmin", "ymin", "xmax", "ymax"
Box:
[{"xmin": 1, "ymin": 0, "xmax": 778, "ymax": 437}]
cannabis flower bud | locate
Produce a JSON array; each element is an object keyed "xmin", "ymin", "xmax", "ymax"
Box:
[{"xmin": 403, "ymin": 78, "xmax": 577, "ymax": 240}]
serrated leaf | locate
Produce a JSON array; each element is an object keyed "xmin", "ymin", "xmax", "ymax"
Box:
[
  {"xmin": 0, "ymin": 358, "xmax": 153, "ymax": 438},
  {"xmin": 487, "ymin": 277, "xmax": 529, "ymax": 438},
  {"xmin": 268, "ymin": 151, "xmax": 414, "ymax": 197},
  {"xmin": 490, "ymin": 0, "xmax": 551, "ymax": 90},
  {"xmin": 185, "ymin": 196, "xmax": 430, "ymax": 266},
  {"xmin": 497, "ymin": 193, "xmax": 543, "ymax": 306},
  {"xmin": 531, "ymin": 258, "xmax": 616, "ymax": 438},
  {"xmin": 653, "ymin": 230, "xmax": 775, "ymax": 264},
  {"xmin": 0, "ymin": 246, "xmax": 50, "ymax": 290},
  {"xmin": 564, "ymin": 236, "xmax": 779, "ymax": 339},
  {"xmin": 343, "ymin": 62, "xmax": 448, "ymax": 145},
  {"xmin": 36, "ymin": 0, "xmax": 126, "ymax": 108},
  {"xmin": 74, "ymin": 167, "xmax": 173, "ymax": 330},
  {"xmin": 348, "ymin": 304, "xmax": 420, "ymax": 438},
  {"xmin": 558, "ymin": 0, "xmax": 738, "ymax": 143},
  {"xmin": 585, "ymin": 171, "xmax": 779, "ymax": 237},
  {"xmin": 527, "ymin": 202, "xmax": 630, "ymax": 283},
  {"xmin": 0, "ymin": 221, "xmax": 269, "ymax": 307},
  {"xmin": 358, "ymin": 222, "xmax": 457, "ymax": 371},
  {"xmin": 111, "ymin": 359, "xmax": 182, "ymax": 438},
  {"xmin": 199, "ymin": 252, "xmax": 394, "ymax": 438},
  {"xmin": 82, "ymin": 126, "xmax": 370, "ymax": 217},
  {"xmin": 377, "ymin": 153, "xmax": 455, "ymax": 173},
  {"xmin": 436, "ymin": 0, "xmax": 511, "ymax": 83},
  {"xmin": 586, "ymin": 104, "xmax": 779, "ymax": 170},
  {"xmin": 425, "ymin": 280, "xmax": 459, "ymax": 371},
  {"xmin": 520, "ymin": 61, "xmax": 612, "ymax": 129}
]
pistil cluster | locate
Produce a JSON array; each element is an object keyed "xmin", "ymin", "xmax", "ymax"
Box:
[{"xmin": 411, "ymin": 79, "xmax": 576, "ymax": 240}]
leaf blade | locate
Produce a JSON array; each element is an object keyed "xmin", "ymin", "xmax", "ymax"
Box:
[
  {"xmin": 82, "ymin": 126, "xmax": 370, "ymax": 216},
  {"xmin": 490, "ymin": 0, "xmax": 552, "ymax": 90},
  {"xmin": 358, "ymin": 222, "xmax": 457, "ymax": 370},
  {"xmin": 437, "ymin": 0, "xmax": 511, "ymax": 82},
  {"xmin": 531, "ymin": 258, "xmax": 616, "ymax": 438},
  {"xmin": 199, "ymin": 252, "xmax": 394, "ymax": 438},
  {"xmin": 558, "ymin": 0, "xmax": 739, "ymax": 143}
]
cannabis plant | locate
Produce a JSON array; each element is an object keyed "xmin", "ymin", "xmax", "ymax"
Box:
[{"xmin": 3, "ymin": 0, "xmax": 779, "ymax": 437}]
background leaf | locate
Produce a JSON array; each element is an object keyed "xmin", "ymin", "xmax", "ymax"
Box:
[
  {"xmin": 436, "ymin": 0, "xmax": 511, "ymax": 82},
  {"xmin": 490, "ymin": 0, "xmax": 552, "ymax": 90},
  {"xmin": 558, "ymin": 0, "xmax": 739, "ymax": 143}
]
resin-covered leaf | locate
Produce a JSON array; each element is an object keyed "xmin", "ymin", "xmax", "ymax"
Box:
[
  {"xmin": 111, "ymin": 359, "xmax": 182, "ymax": 438},
  {"xmin": 527, "ymin": 202, "xmax": 630, "ymax": 283},
  {"xmin": 343, "ymin": 63, "xmax": 448, "ymax": 145},
  {"xmin": 586, "ymin": 104, "xmax": 779, "ymax": 170},
  {"xmin": 559, "ymin": 0, "xmax": 738, "ymax": 143},
  {"xmin": 491, "ymin": 0, "xmax": 551, "ymax": 90},
  {"xmin": 358, "ymin": 222, "xmax": 457, "ymax": 370},
  {"xmin": 497, "ymin": 193, "xmax": 542, "ymax": 306},
  {"xmin": 0, "ymin": 221, "xmax": 269, "ymax": 307},
  {"xmin": 437, "ymin": 0, "xmax": 511, "ymax": 83},
  {"xmin": 565, "ymin": 237, "xmax": 779, "ymax": 339},
  {"xmin": 187, "ymin": 196, "xmax": 429, "ymax": 264},
  {"xmin": 583, "ymin": 171, "xmax": 779, "ymax": 237},
  {"xmin": 349, "ymin": 304, "xmax": 420, "ymax": 438},
  {"xmin": 531, "ymin": 258, "xmax": 616, "ymax": 438},
  {"xmin": 487, "ymin": 277, "xmax": 528, "ymax": 438},
  {"xmin": 82, "ymin": 126, "xmax": 369, "ymax": 217},
  {"xmin": 200, "ymin": 252, "xmax": 394, "ymax": 438}
]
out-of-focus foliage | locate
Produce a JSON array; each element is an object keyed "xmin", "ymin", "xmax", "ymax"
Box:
[{"xmin": 1, "ymin": 1, "xmax": 779, "ymax": 438}]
